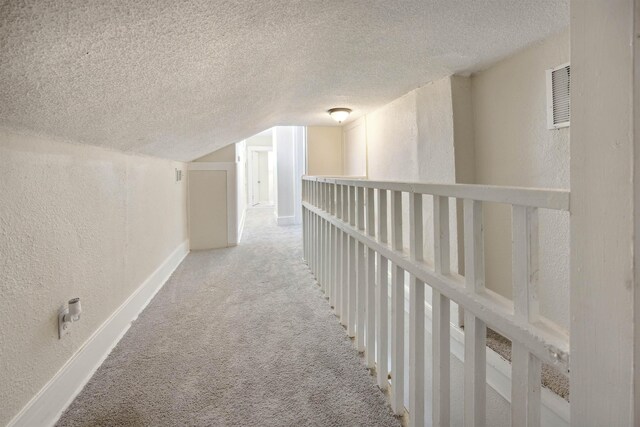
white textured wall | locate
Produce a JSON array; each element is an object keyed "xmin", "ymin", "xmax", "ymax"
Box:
[
  {"xmin": 246, "ymin": 134, "xmax": 273, "ymax": 147},
  {"xmin": 570, "ymin": 1, "xmax": 635, "ymax": 423},
  {"xmin": 367, "ymin": 92, "xmax": 419, "ymax": 181},
  {"xmin": 194, "ymin": 144, "xmax": 236, "ymax": 162},
  {"xmin": 306, "ymin": 126, "xmax": 343, "ymax": 176},
  {"xmin": 273, "ymin": 126, "xmax": 305, "ymax": 224},
  {"xmin": 365, "ymin": 77, "xmax": 460, "ymax": 272},
  {"xmin": 236, "ymin": 140, "xmax": 247, "ymax": 238},
  {"xmin": 471, "ymin": 28, "xmax": 570, "ymax": 330},
  {"xmin": 274, "ymin": 127, "xmax": 295, "ymax": 219},
  {"xmin": 342, "ymin": 119, "xmax": 367, "ymax": 176},
  {"xmin": 0, "ymin": 127, "xmax": 188, "ymax": 425}
]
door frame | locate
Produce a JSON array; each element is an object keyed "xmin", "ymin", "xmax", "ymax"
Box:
[{"xmin": 247, "ymin": 146, "xmax": 273, "ymax": 207}]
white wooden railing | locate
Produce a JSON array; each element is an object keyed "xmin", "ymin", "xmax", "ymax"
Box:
[{"xmin": 301, "ymin": 176, "xmax": 570, "ymax": 427}]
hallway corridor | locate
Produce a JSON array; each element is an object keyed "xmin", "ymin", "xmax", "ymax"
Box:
[{"xmin": 57, "ymin": 209, "xmax": 399, "ymax": 426}]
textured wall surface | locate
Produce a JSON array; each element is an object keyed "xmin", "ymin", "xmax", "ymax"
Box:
[
  {"xmin": 471, "ymin": 29, "xmax": 570, "ymax": 330},
  {"xmin": 364, "ymin": 76, "xmax": 460, "ymax": 271},
  {"xmin": 342, "ymin": 119, "xmax": 367, "ymax": 177},
  {"xmin": 0, "ymin": 1, "xmax": 568, "ymax": 161},
  {"xmin": 236, "ymin": 140, "xmax": 247, "ymax": 239},
  {"xmin": 194, "ymin": 144, "xmax": 236, "ymax": 162},
  {"xmin": 306, "ymin": 126, "xmax": 343, "ymax": 176},
  {"xmin": 274, "ymin": 127, "xmax": 295, "ymax": 219},
  {"xmin": 0, "ymin": 127, "xmax": 188, "ymax": 425}
]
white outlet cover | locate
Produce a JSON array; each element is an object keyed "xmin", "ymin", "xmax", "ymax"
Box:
[{"xmin": 58, "ymin": 307, "xmax": 70, "ymax": 339}]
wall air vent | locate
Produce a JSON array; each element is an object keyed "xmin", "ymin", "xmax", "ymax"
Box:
[{"xmin": 546, "ymin": 63, "xmax": 570, "ymax": 129}]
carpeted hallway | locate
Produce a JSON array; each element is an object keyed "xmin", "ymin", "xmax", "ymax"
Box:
[{"xmin": 57, "ymin": 208, "xmax": 400, "ymax": 427}]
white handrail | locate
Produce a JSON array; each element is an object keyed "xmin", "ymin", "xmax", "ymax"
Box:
[
  {"xmin": 301, "ymin": 176, "xmax": 570, "ymax": 427},
  {"xmin": 304, "ymin": 175, "xmax": 570, "ymax": 211}
]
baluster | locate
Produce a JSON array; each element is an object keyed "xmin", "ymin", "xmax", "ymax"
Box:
[
  {"xmin": 390, "ymin": 190, "xmax": 404, "ymax": 415},
  {"xmin": 356, "ymin": 186, "xmax": 366, "ymax": 351},
  {"xmin": 313, "ymin": 182, "xmax": 320, "ymax": 281},
  {"xmin": 327, "ymin": 184, "xmax": 334, "ymax": 305},
  {"xmin": 463, "ymin": 199, "xmax": 486, "ymax": 427},
  {"xmin": 323, "ymin": 183, "xmax": 329, "ymax": 294},
  {"xmin": 308, "ymin": 209, "xmax": 312, "ymax": 267},
  {"xmin": 324, "ymin": 183, "xmax": 331, "ymax": 298},
  {"xmin": 341, "ymin": 184, "xmax": 349, "ymax": 326},
  {"xmin": 312, "ymin": 182, "xmax": 316, "ymax": 275},
  {"xmin": 303, "ymin": 181, "xmax": 307, "ymax": 262},
  {"xmin": 409, "ymin": 192, "xmax": 425, "ymax": 427},
  {"xmin": 335, "ymin": 184, "xmax": 343, "ymax": 317},
  {"xmin": 433, "ymin": 195, "xmax": 451, "ymax": 427},
  {"xmin": 376, "ymin": 189, "xmax": 389, "ymax": 390},
  {"xmin": 511, "ymin": 205, "xmax": 541, "ymax": 427},
  {"xmin": 322, "ymin": 184, "xmax": 328, "ymax": 293},
  {"xmin": 307, "ymin": 182, "xmax": 316, "ymax": 277},
  {"xmin": 319, "ymin": 183, "xmax": 325, "ymax": 291},
  {"xmin": 348, "ymin": 185, "xmax": 357, "ymax": 337},
  {"xmin": 366, "ymin": 187, "xmax": 376, "ymax": 368}
]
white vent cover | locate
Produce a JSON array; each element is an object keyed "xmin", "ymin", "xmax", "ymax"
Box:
[{"xmin": 546, "ymin": 63, "xmax": 570, "ymax": 129}]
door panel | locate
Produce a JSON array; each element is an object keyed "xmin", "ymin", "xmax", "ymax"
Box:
[
  {"xmin": 188, "ymin": 170, "xmax": 228, "ymax": 250},
  {"xmin": 251, "ymin": 151, "xmax": 260, "ymax": 205},
  {"xmin": 258, "ymin": 151, "xmax": 270, "ymax": 202}
]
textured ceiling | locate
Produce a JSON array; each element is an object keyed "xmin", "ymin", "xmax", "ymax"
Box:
[{"xmin": 0, "ymin": 0, "xmax": 568, "ymax": 161}]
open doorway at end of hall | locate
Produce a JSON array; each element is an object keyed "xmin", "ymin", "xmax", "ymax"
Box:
[{"xmin": 248, "ymin": 146, "xmax": 274, "ymax": 207}]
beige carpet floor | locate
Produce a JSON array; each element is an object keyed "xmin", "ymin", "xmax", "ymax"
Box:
[{"xmin": 57, "ymin": 208, "xmax": 400, "ymax": 427}]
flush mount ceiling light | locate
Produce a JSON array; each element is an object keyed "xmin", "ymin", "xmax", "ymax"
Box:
[{"xmin": 328, "ymin": 108, "xmax": 352, "ymax": 123}]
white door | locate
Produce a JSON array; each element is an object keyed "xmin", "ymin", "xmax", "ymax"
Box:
[
  {"xmin": 257, "ymin": 151, "xmax": 270, "ymax": 203},
  {"xmin": 250, "ymin": 150, "xmax": 273, "ymax": 206},
  {"xmin": 251, "ymin": 151, "xmax": 261, "ymax": 206}
]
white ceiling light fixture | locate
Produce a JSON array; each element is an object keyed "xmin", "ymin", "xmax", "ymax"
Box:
[{"xmin": 328, "ymin": 108, "xmax": 352, "ymax": 123}]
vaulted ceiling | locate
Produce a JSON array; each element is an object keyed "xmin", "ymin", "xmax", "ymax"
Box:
[{"xmin": 0, "ymin": 0, "xmax": 568, "ymax": 161}]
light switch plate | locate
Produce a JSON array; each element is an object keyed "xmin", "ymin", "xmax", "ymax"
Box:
[{"xmin": 58, "ymin": 307, "xmax": 69, "ymax": 339}]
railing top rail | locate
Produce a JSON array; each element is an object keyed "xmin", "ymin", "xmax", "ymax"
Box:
[{"xmin": 303, "ymin": 176, "xmax": 570, "ymax": 211}]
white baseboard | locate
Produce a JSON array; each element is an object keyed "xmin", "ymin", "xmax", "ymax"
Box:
[
  {"xmin": 8, "ymin": 241, "xmax": 190, "ymax": 427},
  {"xmin": 276, "ymin": 215, "xmax": 296, "ymax": 226}
]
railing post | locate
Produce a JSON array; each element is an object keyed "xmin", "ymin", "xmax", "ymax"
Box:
[
  {"xmin": 376, "ymin": 189, "xmax": 389, "ymax": 390},
  {"xmin": 409, "ymin": 192, "xmax": 424, "ymax": 427},
  {"xmin": 463, "ymin": 199, "xmax": 486, "ymax": 427},
  {"xmin": 390, "ymin": 190, "xmax": 404, "ymax": 415},
  {"xmin": 433, "ymin": 195, "xmax": 451, "ymax": 427},
  {"xmin": 511, "ymin": 205, "xmax": 541, "ymax": 427},
  {"xmin": 365, "ymin": 187, "xmax": 376, "ymax": 368},
  {"xmin": 356, "ymin": 186, "xmax": 366, "ymax": 351}
]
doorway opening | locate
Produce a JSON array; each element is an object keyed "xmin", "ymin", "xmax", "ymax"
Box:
[{"xmin": 248, "ymin": 146, "xmax": 274, "ymax": 207}]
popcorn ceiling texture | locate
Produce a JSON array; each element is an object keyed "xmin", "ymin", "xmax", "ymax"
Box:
[{"xmin": 0, "ymin": 0, "xmax": 568, "ymax": 161}]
